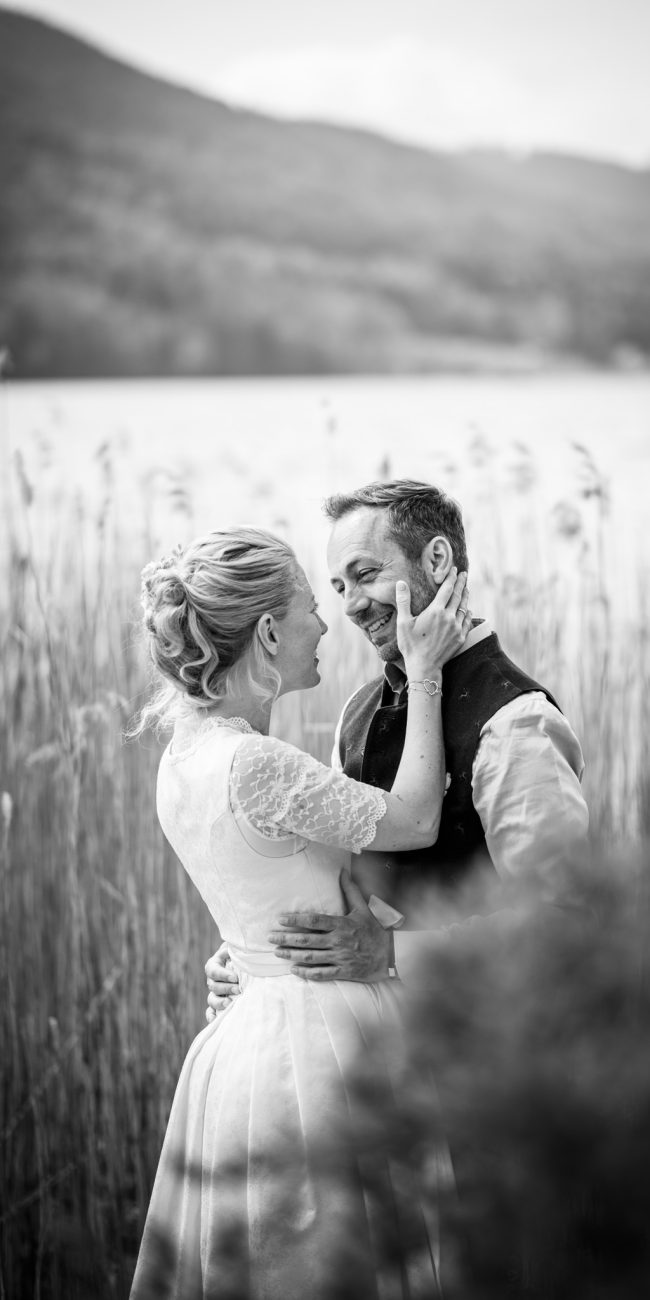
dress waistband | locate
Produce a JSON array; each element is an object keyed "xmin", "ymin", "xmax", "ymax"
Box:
[{"xmin": 229, "ymin": 949, "xmax": 292, "ymax": 978}]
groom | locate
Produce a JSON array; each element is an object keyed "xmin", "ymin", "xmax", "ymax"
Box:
[{"xmin": 207, "ymin": 478, "xmax": 588, "ymax": 1001}]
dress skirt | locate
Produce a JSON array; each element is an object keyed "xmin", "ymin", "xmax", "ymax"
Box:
[{"xmin": 129, "ymin": 968, "xmax": 443, "ymax": 1300}]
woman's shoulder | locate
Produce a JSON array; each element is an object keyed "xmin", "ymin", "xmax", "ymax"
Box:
[
  {"xmin": 157, "ymin": 718, "xmax": 253, "ymax": 821},
  {"xmin": 164, "ymin": 714, "xmax": 256, "ymax": 765},
  {"xmin": 231, "ymin": 731, "xmax": 315, "ymax": 775},
  {"xmin": 230, "ymin": 734, "xmax": 340, "ymax": 808}
]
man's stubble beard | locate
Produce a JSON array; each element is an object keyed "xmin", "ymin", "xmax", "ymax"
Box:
[{"xmin": 374, "ymin": 563, "xmax": 436, "ymax": 664}]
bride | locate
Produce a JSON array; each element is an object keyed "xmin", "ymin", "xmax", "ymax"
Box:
[{"xmin": 129, "ymin": 525, "xmax": 470, "ymax": 1300}]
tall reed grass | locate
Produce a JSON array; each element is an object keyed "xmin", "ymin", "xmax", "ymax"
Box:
[{"xmin": 0, "ymin": 391, "xmax": 648, "ymax": 1298}]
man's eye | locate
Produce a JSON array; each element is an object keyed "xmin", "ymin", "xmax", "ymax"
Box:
[{"xmin": 358, "ymin": 569, "xmax": 377, "ymax": 580}]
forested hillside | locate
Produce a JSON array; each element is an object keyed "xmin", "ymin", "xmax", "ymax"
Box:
[{"xmin": 2, "ymin": 8, "xmax": 649, "ymax": 376}]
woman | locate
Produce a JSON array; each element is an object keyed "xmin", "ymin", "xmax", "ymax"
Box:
[{"xmin": 130, "ymin": 526, "xmax": 470, "ymax": 1300}]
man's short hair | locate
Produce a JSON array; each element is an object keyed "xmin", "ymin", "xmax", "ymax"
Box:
[{"xmin": 323, "ymin": 479, "xmax": 469, "ymax": 571}]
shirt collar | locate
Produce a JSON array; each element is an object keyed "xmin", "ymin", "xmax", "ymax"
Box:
[{"xmin": 383, "ymin": 618, "xmax": 492, "ymax": 693}]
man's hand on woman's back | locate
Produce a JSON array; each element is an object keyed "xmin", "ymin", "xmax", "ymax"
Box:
[{"xmin": 205, "ymin": 943, "xmax": 241, "ymax": 1020}]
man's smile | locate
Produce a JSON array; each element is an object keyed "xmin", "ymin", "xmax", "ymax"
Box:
[{"xmin": 359, "ymin": 609, "xmax": 394, "ymax": 638}]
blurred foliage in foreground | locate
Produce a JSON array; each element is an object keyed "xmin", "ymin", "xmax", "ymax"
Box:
[{"xmin": 349, "ymin": 849, "xmax": 650, "ymax": 1298}]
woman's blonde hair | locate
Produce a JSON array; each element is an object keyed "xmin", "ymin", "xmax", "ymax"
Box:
[{"xmin": 132, "ymin": 527, "xmax": 298, "ymax": 734}]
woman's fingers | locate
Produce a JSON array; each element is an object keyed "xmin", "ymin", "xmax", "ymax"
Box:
[
  {"xmin": 397, "ymin": 570, "xmax": 467, "ymax": 618},
  {"xmin": 446, "ymin": 570, "xmax": 468, "ymax": 615},
  {"xmin": 397, "ymin": 568, "xmax": 471, "ymax": 666},
  {"xmin": 431, "ymin": 565, "xmax": 459, "ymax": 607},
  {"xmin": 455, "ymin": 589, "xmax": 471, "ymax": 629},
  {"xmin": 394, "ymin": 579, "xmax": 412, "ymax": 620}
]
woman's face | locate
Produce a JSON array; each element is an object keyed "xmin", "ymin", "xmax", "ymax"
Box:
[{"xmin": 275, "ymin": 566, "xmax": 328, "ymax": 695}]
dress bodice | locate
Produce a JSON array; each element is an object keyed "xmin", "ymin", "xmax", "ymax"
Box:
[{"xmin": 156, "ymin": 715, "xmax": 384, "ymax": 967}]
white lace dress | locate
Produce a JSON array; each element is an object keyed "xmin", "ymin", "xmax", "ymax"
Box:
[{"xmin": 130, "ymin": 715, "xmax": 441, "ymax": 1300}]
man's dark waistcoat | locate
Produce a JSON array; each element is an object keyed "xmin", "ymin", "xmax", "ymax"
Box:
[{"xmin": 337, "ymin": 631, "xmax": 559, "ymax": 895}]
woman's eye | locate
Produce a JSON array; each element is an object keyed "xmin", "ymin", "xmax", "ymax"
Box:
[{"xmin": 358, "ymin": 569, "xmax": 377, "ymax": 580}]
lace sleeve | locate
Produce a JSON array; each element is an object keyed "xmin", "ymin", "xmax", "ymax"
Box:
[{"xmin": 230, "ymin": 735, "xmax": 387, "ymax": 854}]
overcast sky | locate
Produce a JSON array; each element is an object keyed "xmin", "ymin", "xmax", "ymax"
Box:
[{"xmin": 6, "ymin": 0, "xmax": 650, "ymax": 165}]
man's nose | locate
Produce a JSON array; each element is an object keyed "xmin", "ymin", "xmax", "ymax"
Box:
[{"xmin": 343, "ymin": 586, "xmax": 370, "ymax": 618}]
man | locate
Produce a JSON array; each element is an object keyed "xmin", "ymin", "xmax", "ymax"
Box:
[{"xmin": 206, "ymin": 479, "xmax": 588, "ymax": 1004}]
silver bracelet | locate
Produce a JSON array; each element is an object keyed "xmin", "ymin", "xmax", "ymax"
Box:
[{"xmin": 407, "ymin": 678, "xmax": 442, "ymax": 698}]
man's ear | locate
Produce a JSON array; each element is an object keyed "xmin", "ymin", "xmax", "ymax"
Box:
[
  {"xmin": 256, "ymin": 613, "xmax": 279, "ymax": 656},
  {"xmin": 421, "ymin": 535, "xmax": 454, "ymax": 585}
]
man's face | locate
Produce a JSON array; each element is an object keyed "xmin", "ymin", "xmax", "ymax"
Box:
[{"xmin": 327, "ymin": 507, "xmax": 434, "ymax": 663}]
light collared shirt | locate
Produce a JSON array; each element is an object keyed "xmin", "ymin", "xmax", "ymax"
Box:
[{"xmin": 332, "ymin": 623, "xmax": 589, "ymax": 982}]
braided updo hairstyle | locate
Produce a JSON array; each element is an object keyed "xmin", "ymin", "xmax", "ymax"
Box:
[{"xmin": 134, "ymin": 527, "xmax": 298, "ymax": 732}]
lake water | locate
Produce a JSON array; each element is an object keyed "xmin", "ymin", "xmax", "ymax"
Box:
[{"xmin": 2, "ymin": 372, "xmax": 649, "ymax": 621}]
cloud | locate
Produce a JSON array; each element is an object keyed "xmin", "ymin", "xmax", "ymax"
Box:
[
  {"xmin": 215, "ymin": 37, "xmax": 649, "ymax": 164},
  {"xmin": 216, "ymin": 39, "xmax": 507, "ymax": 147}
]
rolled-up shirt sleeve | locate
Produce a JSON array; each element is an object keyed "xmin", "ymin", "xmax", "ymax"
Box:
[
  {"xmin": 393, "ymin": 692, "xmax": 589, "ymax": 984},
  {"xmin": 471, "ymin": 692, "xmax": 588, "ymax": 883}
]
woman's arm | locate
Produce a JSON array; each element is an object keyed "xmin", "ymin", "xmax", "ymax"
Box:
[
  {"xmin": 229, "ymin": 571, "xmax": 469, "ymax": 858},
  {"xmin": 367, "ymin": 569, "xmax": 469, "ymax": 852}
]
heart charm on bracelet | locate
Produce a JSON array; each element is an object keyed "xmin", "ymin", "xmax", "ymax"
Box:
[{"xmin": 407, "ymin": 679, "xmax": 442, "ymax": 697}]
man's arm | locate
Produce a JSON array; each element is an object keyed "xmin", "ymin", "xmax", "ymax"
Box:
[
  {"xmin": 269, "ymin": 870, "xmax": 393, "ymax": 981},
  {"xmin": 391, "ymin": 692, "xmax": 589, "ymax": 981},
  {"xmin": 275, "ymin": 693, "xmax": 589, "ymax": 986},
  {"xmin": 472, "ymin": 692, "xmax": 588, "ymax": 884}
]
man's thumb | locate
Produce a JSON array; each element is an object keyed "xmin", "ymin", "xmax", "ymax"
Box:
[{"xmin": 340, "ymin": 867, "xmax": 368, "ymax": 912}]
